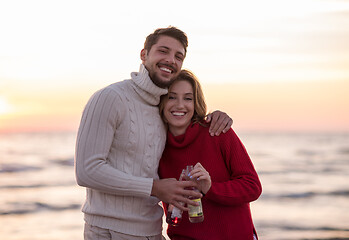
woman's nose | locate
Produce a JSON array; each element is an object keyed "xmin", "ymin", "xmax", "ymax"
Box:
[{"xmin": 176, "ymin": 98, "xmax": 184, "ymax": 108}]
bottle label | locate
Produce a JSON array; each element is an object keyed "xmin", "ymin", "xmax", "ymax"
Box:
[
  {"xmin": 188, "ymin": 198, "xmax": 203, "ymax": 217},
  {"xmin": 171, "ymin": 207, "xmax": 182, "ymax": 218}
]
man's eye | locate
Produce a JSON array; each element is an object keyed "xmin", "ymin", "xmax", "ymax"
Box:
[{"xmin": 176, "ymin": 56, "xmax": 184, "ymax": 61}]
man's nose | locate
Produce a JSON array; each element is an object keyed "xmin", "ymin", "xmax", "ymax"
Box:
[{"xmin": 165, "ymin": 54, "xmax": 176, "ymax": 65}]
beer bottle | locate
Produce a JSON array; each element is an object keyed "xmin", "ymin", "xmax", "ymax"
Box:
[{"xmin": 185, "ymin": 165, "xmax": 204, "ymax": 223}]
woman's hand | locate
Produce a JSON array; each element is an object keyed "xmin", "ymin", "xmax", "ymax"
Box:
[{"xmin": 190, "ymin": 163, "xmax": 211, "ymax": 195}]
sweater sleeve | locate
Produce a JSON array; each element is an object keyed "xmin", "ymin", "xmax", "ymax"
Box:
[
  {"xmin": 205, "ymin": 129, "xmax": 262, "ymax": 206},
  {"xmin": 74, "ymin": 87, "xmax": 153, "ymax": 198}
]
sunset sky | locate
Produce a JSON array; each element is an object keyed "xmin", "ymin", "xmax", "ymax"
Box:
[{"xmin": 0, "ymin": 0, "xmax": 349, "ymax": 133}]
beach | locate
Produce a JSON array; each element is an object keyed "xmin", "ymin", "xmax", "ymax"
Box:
[{"xmin": 0, "ymin": 131, "xmax": 348, "ymax": 239}]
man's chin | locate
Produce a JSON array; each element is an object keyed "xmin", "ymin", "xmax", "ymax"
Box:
[{"xmin": 151, "ymin": 76, "xmax": 174, "ymax": 89}]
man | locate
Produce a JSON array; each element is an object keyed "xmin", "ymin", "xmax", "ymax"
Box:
[{"xmin": 75, "ymin": 27, "xmax": 232, "ymax": 240}]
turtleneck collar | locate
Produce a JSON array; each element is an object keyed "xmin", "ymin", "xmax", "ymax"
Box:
[
  {"xmin": 167, "ymin": 123, "xmax": 201, "ymax": 148},
  {"xmin": 131, "ymin": 64, "xmax": 168, "ymax": 106}
]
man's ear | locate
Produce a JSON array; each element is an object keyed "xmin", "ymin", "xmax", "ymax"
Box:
[{"xmin": 140, "ymin": 49, "xmax": 147, "ymax": 62}]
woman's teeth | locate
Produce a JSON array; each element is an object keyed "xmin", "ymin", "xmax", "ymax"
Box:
[{"xmin": 172, "ymin": 112, "xmax": 185, "ymax": 116}]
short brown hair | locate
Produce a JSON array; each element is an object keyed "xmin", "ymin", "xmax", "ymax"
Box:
[
  {"xmin": 159, "ymin": 69, "xmax": 207, "ymax": 124},
  {"xmin": 144, "ymin": 26, "xmax": 188, "ymax": 56}
]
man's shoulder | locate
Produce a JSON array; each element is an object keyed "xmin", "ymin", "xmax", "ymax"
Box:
[
  {"xmin": 86, "ymin": 80, "xmax": 133, "ymax": 116},
  {"xmin": 93, "ymin": 79, "xmax": 132, "ymax": 98},
  {"xmin": 84, "ymin": 80, "xmax": 132, "ymax": 108},
  {"xmin": 106, "ymin": 79, "xmax": 131, "ymax": 92}
]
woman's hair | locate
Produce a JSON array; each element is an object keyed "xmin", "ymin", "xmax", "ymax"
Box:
[{"xmin": 159, "ymin": 69, "xmax": 207, "ymax": 124}]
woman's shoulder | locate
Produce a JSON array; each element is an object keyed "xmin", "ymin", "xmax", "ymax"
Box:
[{"xmin": 195, "ymin": 121, "xmax": 235, "ymax": 139}]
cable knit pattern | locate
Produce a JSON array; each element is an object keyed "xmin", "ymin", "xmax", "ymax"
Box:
[{"xmin": 75, "ymin": 64, "xmax": 168, "ymax": 236}]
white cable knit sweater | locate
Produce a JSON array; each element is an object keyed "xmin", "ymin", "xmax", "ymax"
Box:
[{"xmin": 75, "ymin": 64, "xmax": 168, "ymax": 236}]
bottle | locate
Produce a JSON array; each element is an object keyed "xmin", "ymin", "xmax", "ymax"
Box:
[
  {"xmin": 185, "ymin": 165, "xmax": 204, "ymax": 223},
  {"xmin": 166, "ymin": 204, "xmax": 182, "ymax": 226},
  {"xmin": 166, "ymin": 170, "xmax": 185, "ymax": 226}
]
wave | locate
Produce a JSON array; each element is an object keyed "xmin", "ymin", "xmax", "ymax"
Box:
[
  {"xmin": 261, "ymin": 190, "xmax": 349, "ymax": 200},
  {"xmin": 0, "ymin": 158, "xmax": 74, "ymax": 174},
  {"xmin": 50, "ymin": 157, "xmax": 74, "ymax": 166},
  {"xmin": 338, "ymin": 147, "xmax": 349, "ymax": 155},
  {"xmin": 0, "ymin": 202, "xmax": 81, "ymax": 215},
  {"xmin": 0, "ymin": 181, "xmax": 75, "ymax": 189},
  {"xmin": 0, "ymin": 164, "xmax": 42, "ymax": 173},
  {"xmin": 301, "ymin": 238, "xmax": 349, "ymax": 240},
  {"xmin": 256, "ymin": 221, "xmax": 349, "ymax": 240},
  {"xmin": 259, "ymin": 222, "xmax": 349, "ymax": 232},
  {"xmin": 296, "ymin": 149, "xmax": 319, "ymax": 156}
]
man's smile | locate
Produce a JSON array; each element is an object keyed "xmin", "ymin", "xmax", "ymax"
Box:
[{"xmin": 158, "ymin": 63, "xmax": 175, "ymax": 74}]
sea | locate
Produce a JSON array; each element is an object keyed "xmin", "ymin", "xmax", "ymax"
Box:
[{"xmin": 0, "ymin": 131, "xmax": 348, "ymax": 240}]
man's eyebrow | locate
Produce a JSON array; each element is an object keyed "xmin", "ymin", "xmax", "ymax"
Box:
[{"xmin": 158, "ymin": 46, "xmax": 170, "ymax": 50}]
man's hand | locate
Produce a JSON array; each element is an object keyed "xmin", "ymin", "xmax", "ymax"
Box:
[
  {"xmin": 206, "ymin": 110, "xmax": 233, "ymax": 136},
  {"xmin": 151, "ymin": 179, "xmax": 202, "ymax": 211}
]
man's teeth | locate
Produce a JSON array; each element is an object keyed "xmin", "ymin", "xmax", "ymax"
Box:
[
  {"xmin": 160, "ymin": 67, "xmax": 172, "ymax": 73},
  {"xmin": 172, "ymin": 112, "xmax": 185, "ymax": 116}
]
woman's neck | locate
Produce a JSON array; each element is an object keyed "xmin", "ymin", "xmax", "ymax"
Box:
[{"xmin": 168, "ymin": 123, "xmax": 190, "ymax": 136}]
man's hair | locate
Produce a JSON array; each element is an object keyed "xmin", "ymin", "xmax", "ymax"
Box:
[{"xmin": 144, "ymin": 26, "xmax": 188, "ymax": 55}]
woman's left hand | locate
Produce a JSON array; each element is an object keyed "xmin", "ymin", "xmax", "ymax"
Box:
[{"xmin": 190, "ymin": 163, "xmax": 211, "ymax": 195}]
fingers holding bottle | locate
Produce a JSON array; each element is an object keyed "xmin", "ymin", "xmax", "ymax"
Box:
[{"xmin": 190, "ymin": 163, "xmax": 211, "ymax": 194}]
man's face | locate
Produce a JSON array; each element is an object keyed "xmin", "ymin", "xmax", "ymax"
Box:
[{"xmin": 141, "ymin": 35, "xmax": 185, "ymax": 88}]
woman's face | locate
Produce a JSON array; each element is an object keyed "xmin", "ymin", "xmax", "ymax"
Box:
[{"xmin": 163, "ymin": 80, "xmax": 195, "ymax": 136}]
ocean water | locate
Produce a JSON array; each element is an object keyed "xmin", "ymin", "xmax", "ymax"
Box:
[{"xmin": 0, "ymin": 131, "xmax": 348, "ymax": 240}]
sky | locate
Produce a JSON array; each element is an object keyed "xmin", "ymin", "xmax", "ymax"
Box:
[{"xmin": 0, "ymin": 0, "xmax": 349, "ymax": 133}]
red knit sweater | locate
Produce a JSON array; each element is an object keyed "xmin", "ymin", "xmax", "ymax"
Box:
[{"xmin": 158, "ymin": 123, "xmax": 262, "ymax": 240}]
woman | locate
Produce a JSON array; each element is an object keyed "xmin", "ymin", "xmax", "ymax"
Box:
[{"xmin": 158, "ymin": 70, "xmax": 262, "ymax": 240}]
